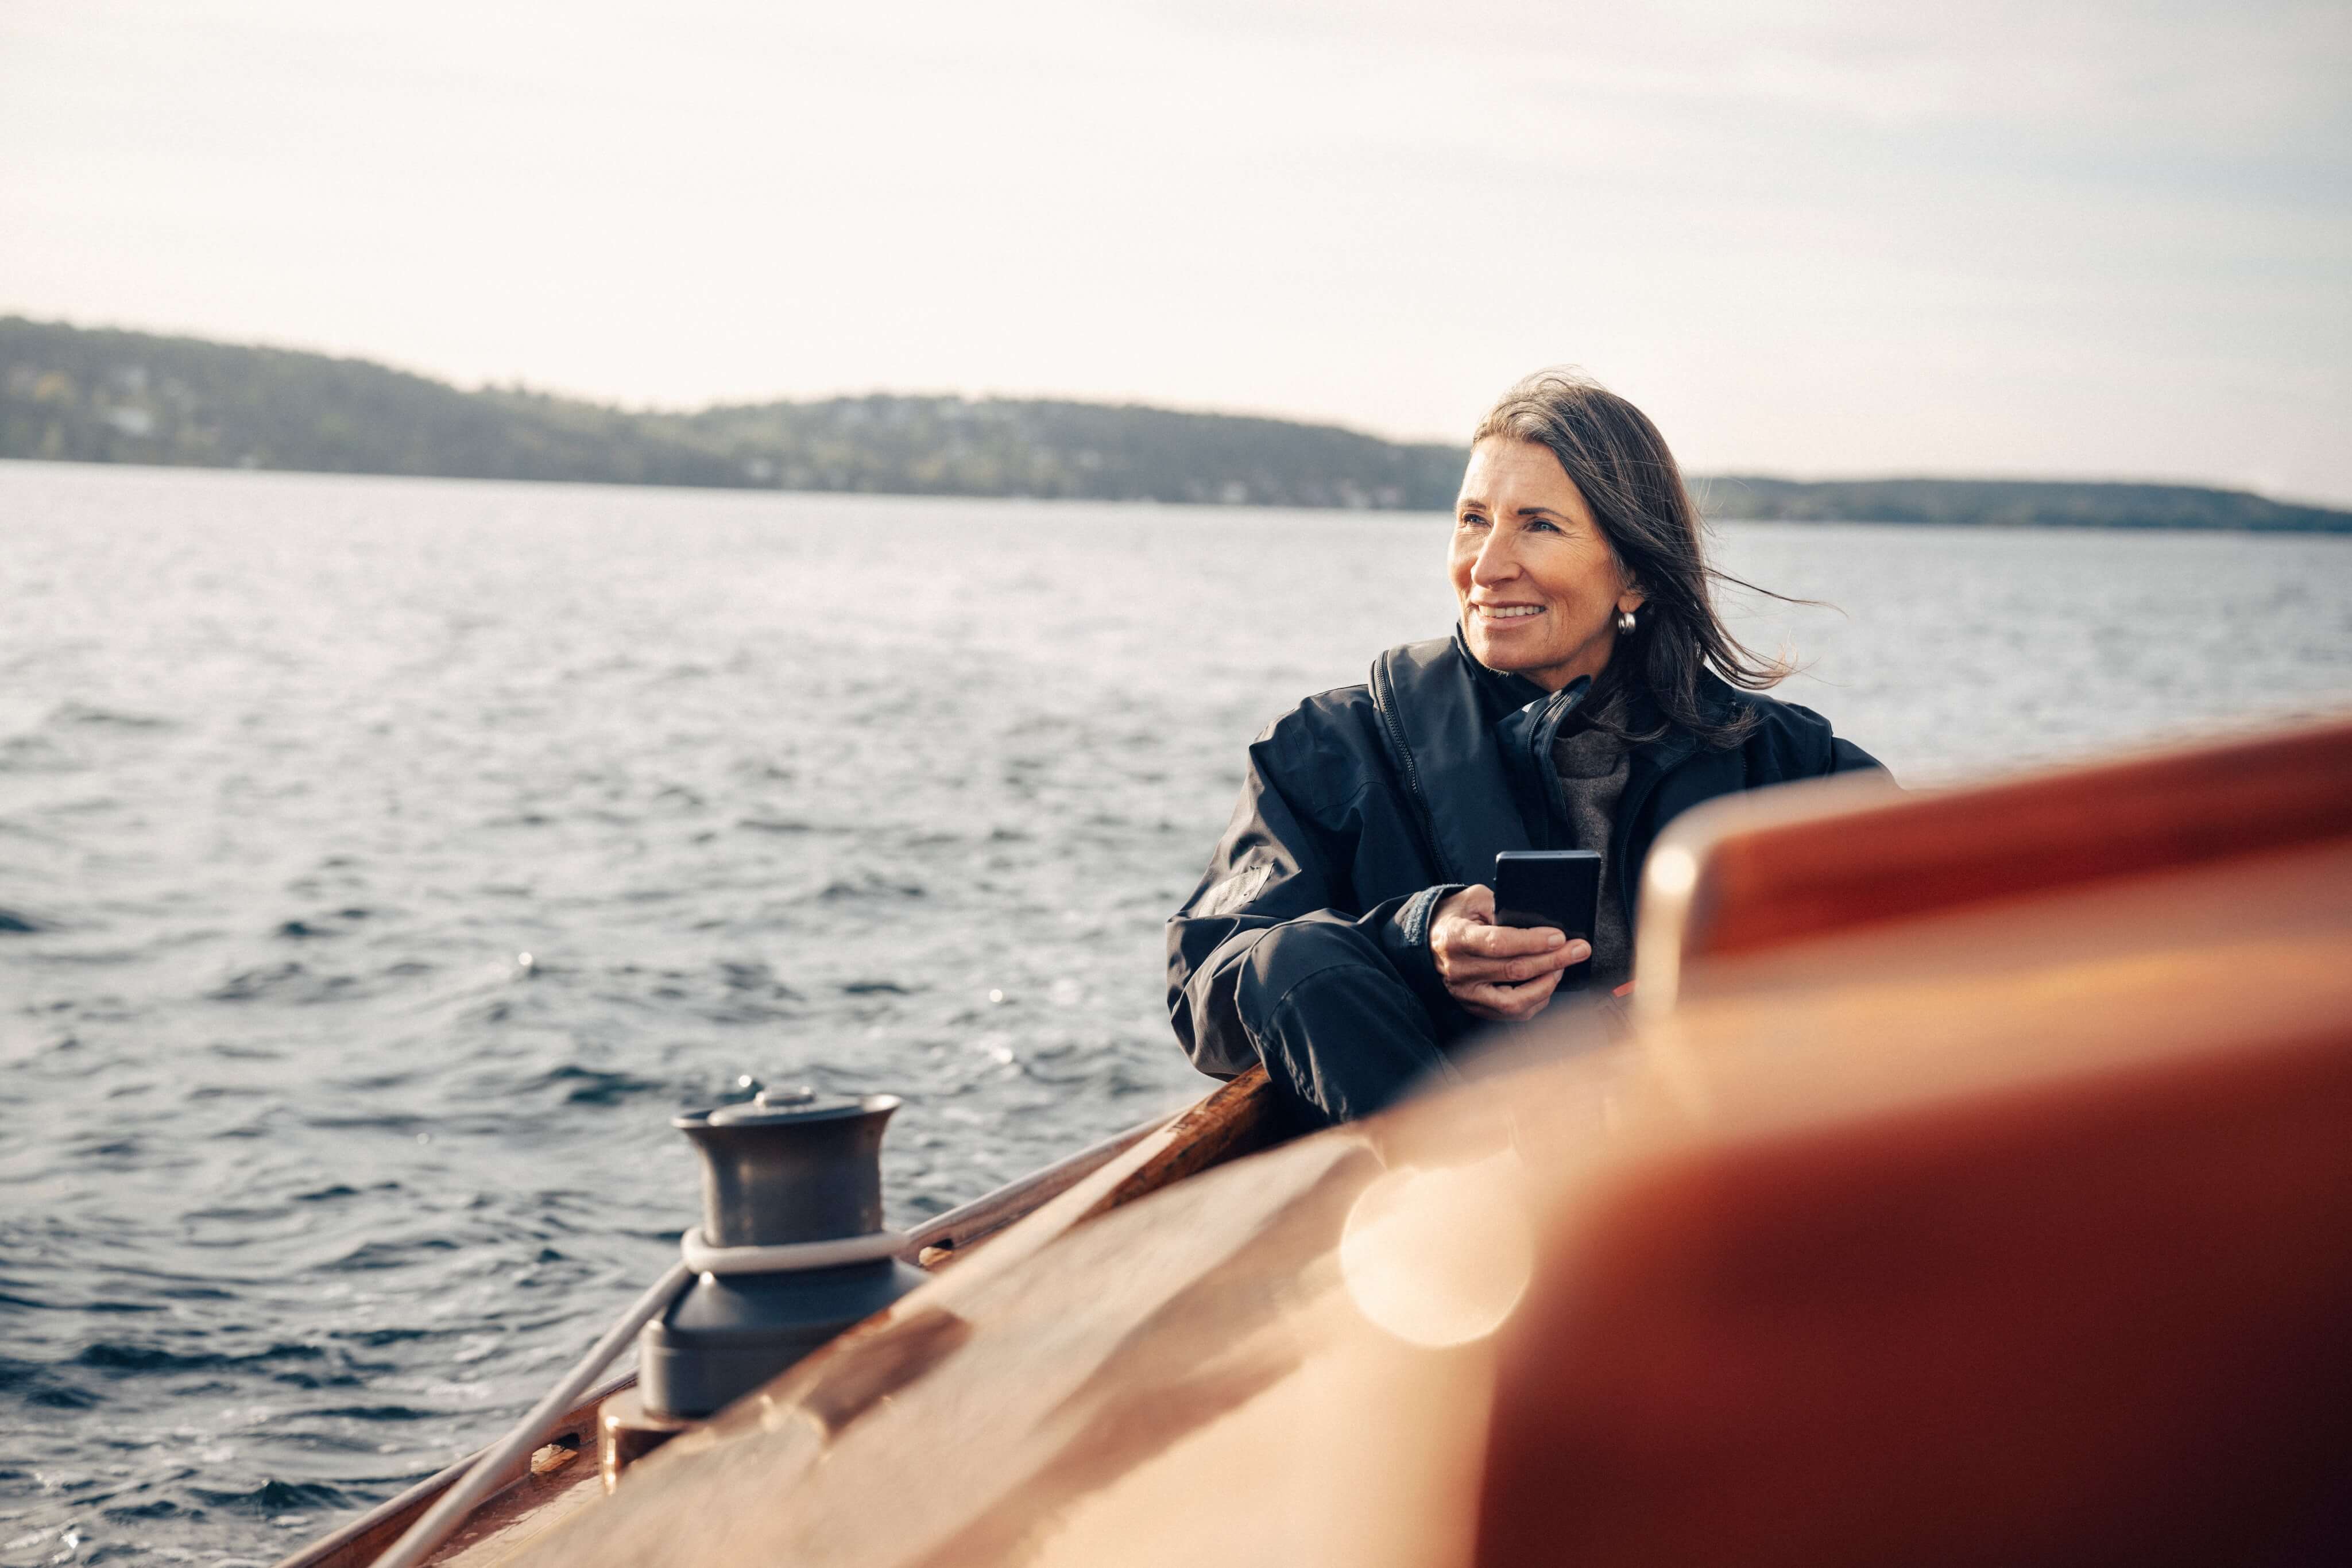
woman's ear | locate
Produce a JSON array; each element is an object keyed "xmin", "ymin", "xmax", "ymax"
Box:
[{"xmin": 1611, "ymin": 557, "xmax": 1645, "ymax": 614}]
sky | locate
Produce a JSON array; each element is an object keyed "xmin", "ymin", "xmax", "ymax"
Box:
[{"xmin": 3, "ymin": 0, "xmax": 2348, "ymax": 501}]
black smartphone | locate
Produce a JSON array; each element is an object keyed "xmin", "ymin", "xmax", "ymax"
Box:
[{"xmin": 1493, "ymin": 850, "xmax": 1601, "ymax": 985}]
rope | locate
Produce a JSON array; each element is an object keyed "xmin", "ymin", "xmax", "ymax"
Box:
[{"xmin": 679, "ymin": 1225, "xmax": 908, "ymax": 1274}]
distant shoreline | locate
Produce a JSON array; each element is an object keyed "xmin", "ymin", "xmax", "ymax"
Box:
[
  {"xmin": 6, "ymin": 316, "xmax": 2347, "ymax": 535},
  {"xmin": 14, "ymin": 455, "xmax": 2352, "ymax": 541}
]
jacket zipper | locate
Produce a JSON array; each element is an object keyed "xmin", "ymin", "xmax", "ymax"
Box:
[
  {"xmin": 1371, "ymin": 663, "xmax": 1442, "ymax": 874},
  {"xmin": 1610, "ymin": 746, "xmax": 1692, "ymax": 928},
  {"xmin": 1527, "ymin": 682, "xmax": 1588, "ymax": 832}
]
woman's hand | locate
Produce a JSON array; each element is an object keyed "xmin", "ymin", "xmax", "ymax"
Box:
[{"xmin": 1430, "ymin": 884, "xmax": 1587, "ymax": 1023}]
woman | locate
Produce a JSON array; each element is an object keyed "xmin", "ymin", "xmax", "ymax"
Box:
[{"xmin": 1166, "ymin": 369, "xmax": 1883, "ymax": 1129}]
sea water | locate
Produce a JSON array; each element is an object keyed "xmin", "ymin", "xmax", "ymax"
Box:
[{"xmin": 2, "ymin": 460, "xmax": 2349, "ymax": 1564}]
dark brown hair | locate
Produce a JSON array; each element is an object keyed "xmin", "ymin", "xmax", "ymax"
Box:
[{"xmin": 1471, "ymin": 367, "xmax": 1793, "ymax": 748}]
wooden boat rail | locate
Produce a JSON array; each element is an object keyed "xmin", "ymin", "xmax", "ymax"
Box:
[
  {"xmin": 899, "ymin": 1112, "xmax": 1169, "ymax": 1268},
  {"xmin": 272, "ymin": 1372, "xmax": 636, "ymax": 1568}
]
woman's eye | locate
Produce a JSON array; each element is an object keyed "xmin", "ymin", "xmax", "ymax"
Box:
[
  {"xmin": 1528, "ymin": 517, "xmax": 1561, "ymax": 534},
  {"xmin": 1456, "ymin": 513, "xmax": 1487, "ymax": 529}
]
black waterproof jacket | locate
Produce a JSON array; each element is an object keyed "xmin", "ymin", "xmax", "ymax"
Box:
[{"xmin": 1167, "ymin": 630, "xmax": 1883, "ymax": 1079}]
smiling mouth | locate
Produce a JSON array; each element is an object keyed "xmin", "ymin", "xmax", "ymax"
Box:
[{"xmin": 1472, "ymin": 604, "xmax": 1544, "ymax": 621}]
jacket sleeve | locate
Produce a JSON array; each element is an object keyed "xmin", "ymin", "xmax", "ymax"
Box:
[
  {"xmin": 1166, "ymin": 727, "xmax": 1454, "ymax": 1081},
  {"xmin": 1769, "ymin": 697, "xmax": 1890, "ymax": 781},
  {"xmin": 1827, "ymin": 735, "xmax": 1886, "ymax": 776}
]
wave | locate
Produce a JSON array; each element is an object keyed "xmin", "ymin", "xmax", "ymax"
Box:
[
  {"xmin": 523, "ymin": 1063, "xmax": 669, "ymax": 1107},
  {"xmin": 187, "ymin": 1478, "xmax": 357, "ymax": 1514},
  {"xmin": 324, "ymin": 1238, "xmax": 461, "ymax": 1273},
  {"xmin": 0, "ymin": 1354, "xmax": 104, "ymax": 1410},
  {"xmin": 818, "ymin": 876, "xmax": 927, "ymax": 903},
  {"xmin": 75, "ymin": 1339, "xmax": 326, "ymax": 1375},
  {"xmin": 205, "ymin": 961, "xmax": 363, "ymax": 1005},
  {"xmin": 302, "ymin": 1403, "xmax": 441, "ymax": 1422},
  {"xmin": 0, "ymin": 732, "xmax": 80, "ymax": 773},
  {"xmin": 49, "ymin": 702, "xmax": 177, "ymax": 731}
]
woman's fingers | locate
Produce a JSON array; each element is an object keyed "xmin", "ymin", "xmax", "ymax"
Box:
[
  {"xmin": 1432, "ymin": 908, "xmax": 1575, "ymax": 971},
  {"xmin": 1438, "ymin": 935, "xmax": 1589, "ymax": 984},
  {"xmin": 1445, "ymin": 949, "xmax": 1585, "ymax": 985},
  {"xmin": 1433, "ymin": 884, "xmax": 1497, "ymax": 927},
  {"xmin": 1451, "ymin": 969, "xmax": 1565, "ymax": 1021},
  {"xmin": 1433, "ymin": 923, "xmax": 1571, "ymax": 979},
  {"xmin": 1431, "ymin": 890, "xmax": 1588, "ymax": 996},
  {"xmin": 1446, "ymin": 922, "xmax": 1565, "ymax": 959}
]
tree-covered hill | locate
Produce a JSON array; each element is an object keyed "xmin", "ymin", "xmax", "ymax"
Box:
[
  {"xmin": 0, "ymin": 316, "xmax": 1459, "ymax": 508},
  {"xmin": 5, "ymin": 315, "xmax": 2345, "ymax": 531},
  {"xmin": 1694, "ymin": 474, "xmax": 2346, "ymax": 533},
  {"xmin": 2, "ymin": 316, "xmax": 739, "ymax": 489}
]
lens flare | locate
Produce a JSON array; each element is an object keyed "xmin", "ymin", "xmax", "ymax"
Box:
[{"xmin": 1339, "ymin": 1152, "xmax": 1534, "ymax": 1349}]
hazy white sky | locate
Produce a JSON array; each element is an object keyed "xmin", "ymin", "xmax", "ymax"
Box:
[{"xmin": 4, "ymin": 0, "xmax": 2347, "ymax": 500}]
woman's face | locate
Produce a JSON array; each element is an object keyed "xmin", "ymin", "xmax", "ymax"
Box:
[{"xmin": 1449, "ymin": 437, "xmax": 1643, "ymax": 692}]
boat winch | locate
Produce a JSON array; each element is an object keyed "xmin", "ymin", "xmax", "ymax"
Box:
[{"xmin": 601, "ymin": 1083, "xmax": 927, "ymax": 1486}]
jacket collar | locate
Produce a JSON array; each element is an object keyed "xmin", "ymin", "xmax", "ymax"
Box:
[
  {"xmin": 1450, "ymin": 622, "xmax": 1549, "ymax": 721},
  {"xmin": 1369, "ymin": 633, "xmax": 1535, "ymax": 885},
  {"xmin": 1452, "ymin": 620, "xmax": 1713, "ymax": 776},
  {"xmin": 1375, "ymin": 628, "xmax": 1730, "ymax": 877}
]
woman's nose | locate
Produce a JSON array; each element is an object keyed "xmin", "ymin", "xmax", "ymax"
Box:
[{"xmin": 1471, "ymin": 535, "xmax": 1519, "ymax": 584}]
